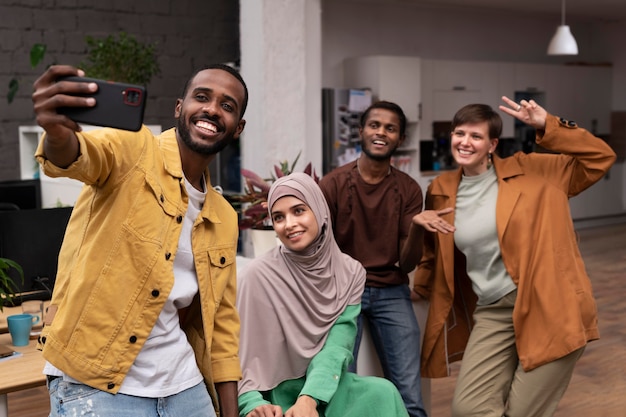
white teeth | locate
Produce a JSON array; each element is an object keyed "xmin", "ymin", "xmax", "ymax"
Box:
[
  {"xmin": 288, "ymin": 232, "xmax": 303, "ymax": 238},
  {"xmin": 196, "ymin": 120, "xmax": 217, "ymax": 133},
  {"xmin": 458, "ymin": 149, "xmax": 473, "ymax": 155},
  {"xmin": 373, "ymin": 140, "xmax": 386, "ymax": 145}
]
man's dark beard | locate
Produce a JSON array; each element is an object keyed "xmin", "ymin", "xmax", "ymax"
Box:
[
  {"xmin": 176, "ymin": 116, "xmax": 231, "ymax": 156},
  {"xmin": 360, "ymin": 139, "xmax": 398, "ymax": 161}
]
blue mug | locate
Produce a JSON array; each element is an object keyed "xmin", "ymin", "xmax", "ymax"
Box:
[{"xmin": 7, "ymin": 313, "xmax": 40, "ymax": 347}]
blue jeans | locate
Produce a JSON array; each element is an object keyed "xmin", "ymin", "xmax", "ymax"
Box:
[
  {"xmin": 349, "ymin": 285, "xmax": 428, "ymax": 417},
  {"xmin": 47, "ymin": 378, "xmax": 216, "ymax": 417}
]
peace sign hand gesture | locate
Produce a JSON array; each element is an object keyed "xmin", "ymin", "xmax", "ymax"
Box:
[{"xmin": 499, "ymin": 95, "xmax": 548, "ymax": 130}]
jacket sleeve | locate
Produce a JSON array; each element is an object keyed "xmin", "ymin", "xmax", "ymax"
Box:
[
  {"xmin": 210, "ymin": 260, "xmax": 243, "ymax": 383},
  {"xmin": 298, "ymin": 304, "xmax": 360, "ymax": 404},
  {"xmin": 238, "ymin": 390, "xmax": 271, "ymax": 417},
  {"xmin": 532, "ymin": 115, "xmax": 616, "ymax": 197},
  {"xmin": 413, "ymin": 182, "xmax": 438, "ymax": 299},
  {"xmin": 35, "ymin": 126, "xmax": 150, "ymax": 187}
]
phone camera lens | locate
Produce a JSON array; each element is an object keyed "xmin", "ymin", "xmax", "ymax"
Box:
[{"xmin": 123, "ymin": 88, "xmax": 142, "ymax": 106}]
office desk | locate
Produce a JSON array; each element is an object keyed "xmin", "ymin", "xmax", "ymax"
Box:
[{"xmin": 0, "ymin": 315, "xmax": 46, "ymax": 417}]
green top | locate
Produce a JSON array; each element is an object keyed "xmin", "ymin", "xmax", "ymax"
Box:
[{"xmin": 238, "ymin": 304, "xmax": 360, "ymax": 416}]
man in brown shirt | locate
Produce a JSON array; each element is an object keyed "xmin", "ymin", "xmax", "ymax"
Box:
[{"xmin": 319, "ymin": 101, "xmax": 427, "ymax": 417}]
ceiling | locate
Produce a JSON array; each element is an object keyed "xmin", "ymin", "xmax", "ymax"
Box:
[{"xmin": 336, "ymin": 0, "xmax": 626, "ymax": 22}]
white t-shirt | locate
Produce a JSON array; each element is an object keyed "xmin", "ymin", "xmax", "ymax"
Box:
[{"xmin": 45, "ymin": 177, "xmax": 207, "ymax": 397}]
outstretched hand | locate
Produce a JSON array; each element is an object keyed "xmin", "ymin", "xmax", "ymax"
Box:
[
  {"xmin": 499, "ymin": 96, "xmax": 547, "ymax": 130},
  {"xmin": 413, "ymin": 207, "xmax": 455, "ymax": 234}
]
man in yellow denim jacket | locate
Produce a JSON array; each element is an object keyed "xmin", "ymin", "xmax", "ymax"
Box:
[{"xmin": 31, "ymin": 64, "xmax": 246, "ymax": 417}]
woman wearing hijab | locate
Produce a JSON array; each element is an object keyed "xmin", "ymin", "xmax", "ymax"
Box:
[
  {"xmin": 237, "ymin": 172, "xmax": 409, "ymax": 417},
  {"xmin": 412, "ymin": 97, "xmax": 616, "ymax": 417}
]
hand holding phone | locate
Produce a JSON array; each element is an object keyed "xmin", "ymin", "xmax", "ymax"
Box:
[{"xmin": 58, "ymin": 76, "xmax": 147, "ymax": 131}]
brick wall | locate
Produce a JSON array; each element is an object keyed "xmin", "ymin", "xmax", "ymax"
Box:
[{"xmin": 0, "ymin": 0, "xmax": 240, "ymax": 180}]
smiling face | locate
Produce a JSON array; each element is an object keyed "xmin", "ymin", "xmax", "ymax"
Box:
[
  {"xmin": 271, "ymin": 195, "xmax": 319, "ymax": 252},
  {"xmin": 359, "ymin": 108, "xmax": 405, "ymax": 161},
  {"xmin": 450, "ymin": 121, "xmax": 498, "ymax": 176},
  {"xmin": 174, "ymin": 68, "xmax": 246, "ymax": 156}
]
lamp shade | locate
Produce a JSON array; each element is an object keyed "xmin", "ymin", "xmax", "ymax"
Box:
[{"xmin": 547, "ymin": 25, "xmax": 578, "ymax": 55}]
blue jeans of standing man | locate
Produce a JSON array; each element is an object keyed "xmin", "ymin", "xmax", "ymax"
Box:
[
  {"xmin": 47, "ymin": 378, "xmax": 216, "ymax": 417},
  {"xmin": 349, "ymin": 284, "xmax": 428, "ymax": 417}
]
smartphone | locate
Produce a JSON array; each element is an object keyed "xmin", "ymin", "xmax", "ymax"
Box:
[
  {"xmin": 58, "ymin": 76, "xmax": 147, "ymax": 132},
  {"xmin": 0, "ymin": 344, "xmax": 16, "ymax": 359}
]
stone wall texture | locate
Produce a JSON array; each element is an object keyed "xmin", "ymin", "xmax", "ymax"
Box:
[{"xmin": 0, "ymin": 0, "xmax": 239, "ymax": 180}]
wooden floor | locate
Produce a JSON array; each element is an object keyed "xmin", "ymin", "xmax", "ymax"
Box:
[{"xmin": 7, "ymin": 222, "xmax": 626, "ymax": 417}]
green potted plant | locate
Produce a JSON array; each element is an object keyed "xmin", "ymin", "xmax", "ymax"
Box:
[
  {"xmin": 80, "ymin": 32, "xmax": 160, "ymax": 85},
  {"xmin": 0, "ymin": 258, "xmax": 24, "ymax": 312}
]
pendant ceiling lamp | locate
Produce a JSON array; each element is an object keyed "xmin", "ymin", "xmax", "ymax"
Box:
[{"xmin": 547, "ymin": 0, "xmax": 578, "ymax": 55}]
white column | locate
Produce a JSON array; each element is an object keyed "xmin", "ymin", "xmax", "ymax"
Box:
[{"xmin": 240, "ymin": 0, "xmax": 322, "ymax": 180}]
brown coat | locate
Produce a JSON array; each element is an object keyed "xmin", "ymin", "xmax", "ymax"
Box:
[{"xmin": 413, "ymin": 115, "xmax": 616, "ymax": 378}]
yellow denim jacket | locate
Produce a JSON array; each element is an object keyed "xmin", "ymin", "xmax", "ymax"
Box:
[{"xmin": 35, "ymin": 127, "xmax": 241, "ymax": 409}]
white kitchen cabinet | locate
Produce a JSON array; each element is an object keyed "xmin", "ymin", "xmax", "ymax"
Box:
[
  {"xmin": 430, "ymin": 59, "xmax": 484, "ymax": 91},
  {"xmin": 431, "ymin": 90, "xmax": 482, "ymax": 122},
  {"xmin": 558, "ymin": 65, "xmax": 611, "ymax": 133},
  {"xmin": 421, "ymin": 59, "xmax": 484, "ymax": 140},
  {"xmin": 343, "ymin": 55, "xmax": 421, "ymax": 122},
  {"xmin": 421, "ymin": 59, "xmax": 515, "ymax": 139},
  {"xmin": 514, "ymin": 63, "xmax": 551, "ymax": 92}
]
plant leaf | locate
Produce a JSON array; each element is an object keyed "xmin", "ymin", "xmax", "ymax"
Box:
[
  {"xmin": 0, "ymin": 257, "xmax": 24, "ymax": 312},
  {"xmin": 274, "ymin": 165, "xmax": 285, "ymax": 178},
  {"xmin": 7, "ymin": 79, "xmax": 18, "ymax": 104},
  {"xmin": 30, "ymin": 43, "xmax": 47, "ymax": 68},
  {"xmin": 241, "ymin": 169, "xmax": 271, "ymax": 192},
  {"xmin": 303, "ymin": 162, "xmax": 312, "ymax": 176},
  {"xmin": 290, "ymin": 150, "xmax": 302, "ymax": 172}
]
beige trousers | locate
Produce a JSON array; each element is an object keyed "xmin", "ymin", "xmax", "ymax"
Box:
[{"xmin": 451, "ymin": 290, "xmax": 584, "ymax": 417}]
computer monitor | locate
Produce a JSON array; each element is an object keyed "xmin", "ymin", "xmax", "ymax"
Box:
[
  {"xmin": 0, "ymin": 178, "xmax": 42, "ymax": 210},
  {"xmin": 0, "ymin": 207, "xmax": 72, "ymax": 301}
]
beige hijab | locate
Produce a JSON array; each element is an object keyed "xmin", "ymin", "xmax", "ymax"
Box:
[{"xmin": 237, "ymin": 172, "xmax": 366, "ymax": 395}]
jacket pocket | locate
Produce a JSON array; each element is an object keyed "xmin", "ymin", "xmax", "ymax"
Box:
[{"xmin": 207, "ymin": 247, "xmax": 236, "ymax": 307}]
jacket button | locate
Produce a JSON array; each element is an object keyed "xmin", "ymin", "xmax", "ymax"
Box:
[
  {"xmin": 107, "ymin": 382, "xmax": 115, "ymax": 390},
  {"xmin": 129, "ymin": 336, "xmax": 137, "ymax": 343},
  {"xmin": 176, "ymin": 215, "xmax": 183, "ymax": 223},
  {"xmin": 220, "ymin": 256, "xmax": 226, "ymax": 265},
  {"xmin": 40, "ymin": 336, "xmax": 46, "ymax": 344},
  {"xmin": 151, "ymin": 289, "xmax": 160, "ymax": 297},
  {"xmin": 165, "ymin": 252, "xmax": 171, "ymax": 260}
]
